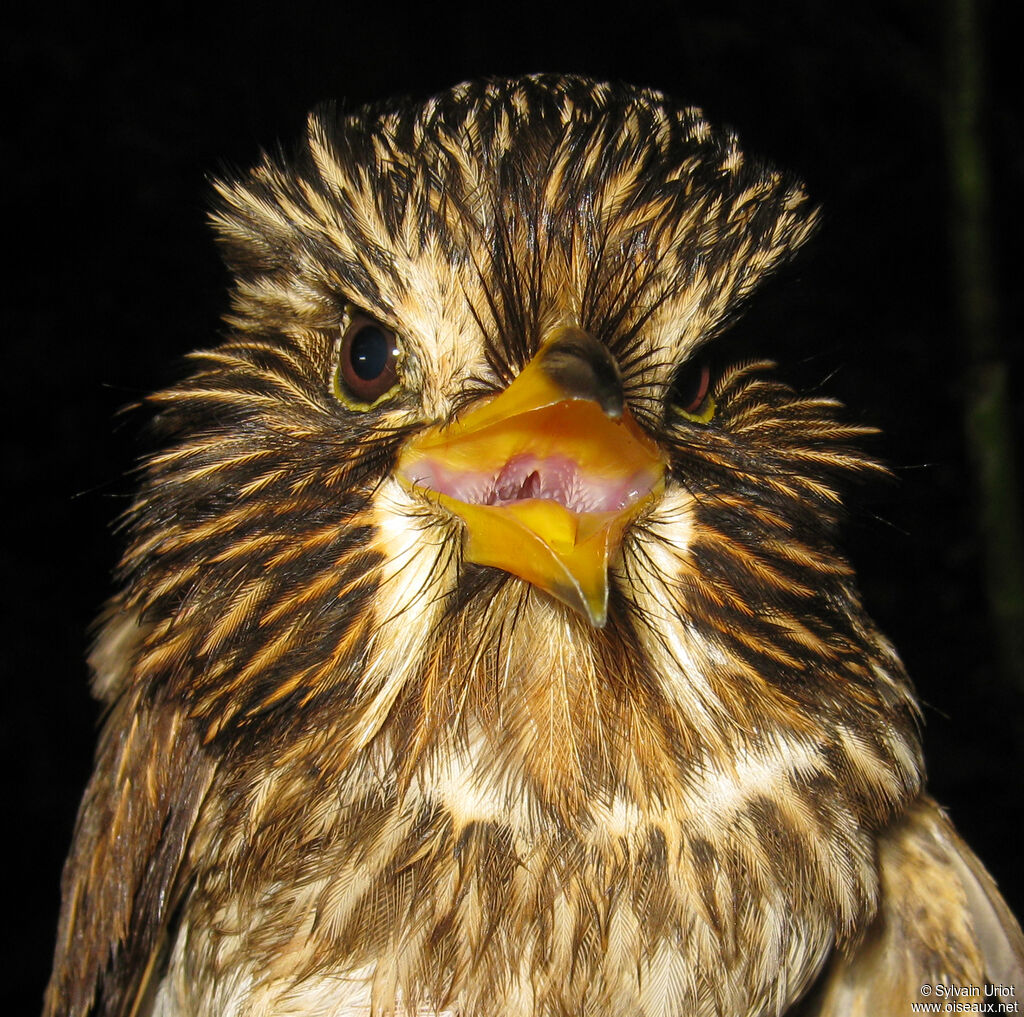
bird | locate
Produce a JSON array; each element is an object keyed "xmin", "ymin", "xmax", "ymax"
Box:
[{"xmin": 45, "ymin": 74, "xmax": 1023, "ymax": 1017}]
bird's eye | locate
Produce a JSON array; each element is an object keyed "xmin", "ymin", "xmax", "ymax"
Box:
[
  {"xmin": 333, "ymin": 314, "xmax": 403, "ymax": 410},
  {"xmin": 668, "ymin": 361, "xmax": 716, "ymax": 424}
]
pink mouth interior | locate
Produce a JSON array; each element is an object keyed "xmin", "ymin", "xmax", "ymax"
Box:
[{"xmin": 403, "ymin": 454, "xmax": 651, "ymax": 514}]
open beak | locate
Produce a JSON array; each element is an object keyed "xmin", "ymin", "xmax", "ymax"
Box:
[{"xmin": 396, "ymin": 326, "xmax": 665, "ymax": 626}]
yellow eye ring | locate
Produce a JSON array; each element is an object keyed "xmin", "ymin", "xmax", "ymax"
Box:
[{"xmin": 670, "ymin": 362, "xmax": 716, "ymax": 424}]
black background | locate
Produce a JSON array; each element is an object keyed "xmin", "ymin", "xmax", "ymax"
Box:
[{"xmin": 6, "ymin": 2, "xmax": 1022, "ymax": 1012}]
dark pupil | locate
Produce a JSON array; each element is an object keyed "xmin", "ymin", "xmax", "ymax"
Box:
[{"xmin": 350, "ymin": 326, "xmax": 391, "ymax": 380}]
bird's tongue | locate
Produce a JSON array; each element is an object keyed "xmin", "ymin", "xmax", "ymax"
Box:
[{"xmin": 396, "ymin": 333, "xmax": 665, "ymax": 626}]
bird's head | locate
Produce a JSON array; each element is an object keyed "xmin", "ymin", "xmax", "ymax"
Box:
[{"xmin": 108, "ymin": 76, "xmax": 919, "ymax": 822}]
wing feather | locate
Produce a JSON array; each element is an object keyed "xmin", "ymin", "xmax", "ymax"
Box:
[
  {"xmin": 793, "ymin": 795, "xmax": 1023, "ymax": 1016},
  {"xmin": 43, "ymin": 610, "xmax": 216, "ymax": 1017}
]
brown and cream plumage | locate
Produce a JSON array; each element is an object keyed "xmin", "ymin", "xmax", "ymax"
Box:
[{"xmin": 45, "ymin": 74, "xmax": 1023, "ymax": 1017}]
